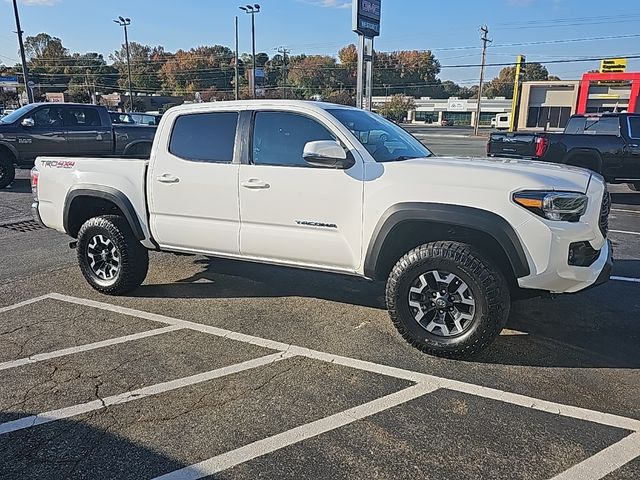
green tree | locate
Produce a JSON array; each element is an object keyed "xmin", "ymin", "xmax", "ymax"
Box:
[
  {"xmin": 378, "ymin": 94, "xmax": 415, "ymax": 122},
  {"xmin": 110, "ymin": 43, "xmax": 167, "ymax": 94},
  {"xmin": 483, "ymin": 63, "xmax": 551, "ymax": 99}
]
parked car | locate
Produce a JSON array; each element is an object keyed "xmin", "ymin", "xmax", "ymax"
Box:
[
  {"xmin": 109, "ymin": 111, "xmax": 136, "ymax": 124},
  {"xmin": 32, "ymin": 100, "xmax": 612, "ymax": 359},
  {"xmin": 131, "ymin": 113, "xmax": 162, "ymax": 126},
  {"xmin": 487, "ymin": 113, "xmax": 640, "ymax": 190},
  {"xmin": 491, "ymin": 113, "xmax": 511, "ymax": 130},
  {"xmin": 0, "ymin": 103, "xmax": 157, "ymax": 188},
  {"xmin": 1, "ymin": 108, "xmax": 16, "ymax": 119}
]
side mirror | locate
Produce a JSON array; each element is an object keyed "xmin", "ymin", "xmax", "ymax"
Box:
[
  {"xmin": 21, "ymin": 118, "xmax": 35, "ymax": 128},
  {"xmin": 303, "ymin": 140, "xmax": 354, "ymax": 169}
]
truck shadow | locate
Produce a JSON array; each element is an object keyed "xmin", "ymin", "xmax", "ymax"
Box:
[
  {"xmin": 0, "ymin": 413, "xmax": 189, "ymax": 479},
  {"xmin": 3, "ymin": 178, "xmax": 31, "ymax": 194},
  {"xmin": 134, "ymin": 258, "xmax": 640, "ymax": 369},
  {"xmin": 611, "ymin": 192, "xmax": 640, "ymax": 207}
]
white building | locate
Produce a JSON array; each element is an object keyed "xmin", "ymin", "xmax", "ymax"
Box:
[{"xmin": 372, "ymin": 96, "xmax": 512, "ymax": 126}]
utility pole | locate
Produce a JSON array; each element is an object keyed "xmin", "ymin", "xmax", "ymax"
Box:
[
  {"xmin": 473, "ymin": 25, "xmax": 491, "ymax": 136},
  {"xmin": 235, "ymin": 16, "xmax": 240, "ymax": 100},
  {"xmin": 12, "ymin": 0, "xmax": 33, "ymax": 104},
  {"xmin": 276, "ymin": 46, "xmax": 290, "ymax": 99},
  {"xmin": 114, "ymin": 16, "xmax": 134, "ymax": 112}
]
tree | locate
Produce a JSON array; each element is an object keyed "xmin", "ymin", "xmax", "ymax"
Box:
[
  {"xmin": 287, "ymin": 55, "xmax": 346, "ymax": 98},
  {"xmin": 159, "ymin": 45, "xmax": 234, "ymax": 94},
  {"xmin": 483, "ymin": 62, "xmax": 550, "ymax": 99},
  {"xmin": 110, "ymin": 43, "xmax": 167, "ymax": 94},
  {"xmin": 378, "ymin": 94, "xmax": 415, "ymax": 122}
]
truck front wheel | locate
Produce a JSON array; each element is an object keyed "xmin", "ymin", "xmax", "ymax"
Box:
[
  {"xmin": 385, "ymin": 241, "xmax": 510, "ymax": 359},
  {"xmin": 0, "ymin": 156, "xmax": 15, "ymax": 189},
  {"xmin": 77, "ymin": 215, "xmax": 149, "ymax": 295}
]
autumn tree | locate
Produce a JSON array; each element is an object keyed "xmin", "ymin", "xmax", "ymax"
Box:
[
  {"xmin": 483, "ymin": 63, "xmax": 552, "ymax": 99},
  {"xmin": 160, "ymin": 45, "xmax": 234, "ymax": 94},
  {"xmin": 110, "ymin": 43, "xmax": 167, "ymax": 93}
]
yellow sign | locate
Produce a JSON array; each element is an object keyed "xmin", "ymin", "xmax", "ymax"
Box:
[{"xmin": 600, "ymin": 58, "xmax": 627, "ymax": 73}]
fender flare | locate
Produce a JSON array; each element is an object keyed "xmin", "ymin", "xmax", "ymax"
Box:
[
  {"xmin": 0, "ymin": 141, "xmax": 19, "ymax": 164},
  {"xmin": 363, "ymin": 202, "xmax": 531, "ymax": 280},
  {"xmin": 123, "ymin": 140, "xmax": 153, "ymax": 156},
  {"xmin": 63, "ymin": 185, "xmax": 145, "ymax": 240},
  {"xmin": 565, "ymin": 149, "xmax": 603, "ymax": 172}
]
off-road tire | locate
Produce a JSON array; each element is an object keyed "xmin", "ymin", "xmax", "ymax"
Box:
[
  {"xmin": 386, "ymin": 241, "xmax": 510, "ymax": 359},
  {"xmin": 0, "ymin": 156, "xmax": 15, "ymax": 189},
  {"xmin": 77, "ymin": 215, "xmax": 149, "ymax": 295}
]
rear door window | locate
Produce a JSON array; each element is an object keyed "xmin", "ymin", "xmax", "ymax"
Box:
[
  {"xmin": 169, "ymin": 112, "xmax": 238, "ymax": 163},
  {"xmin": 63, "ymin": 107, "xmax": 103, "ymax": 127}
]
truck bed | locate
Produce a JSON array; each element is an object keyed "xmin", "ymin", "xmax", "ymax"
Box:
[{"xmin": 35, "ymin": 156, "xmax": 150, "ymax": 238}]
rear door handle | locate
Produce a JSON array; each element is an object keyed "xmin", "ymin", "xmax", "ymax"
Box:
[
  {"xmin": 157, "ymin": 174, "xmax": 180, "ymax": 184},
  {"xmin": 241, "ymin": 178, "xmax": 270, "ymax": 189}
]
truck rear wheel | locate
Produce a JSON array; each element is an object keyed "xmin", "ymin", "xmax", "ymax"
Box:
[
  {"xmin": 77, "ymin": 215, "xmax": 149, "ymax": 295},
  {"xmin": 385, "ymin": 241, "xmax": 510, "ymax": 359},
  {"xmin": 0, "ymin": 156, "xmax": 15, "ymax": 189}
]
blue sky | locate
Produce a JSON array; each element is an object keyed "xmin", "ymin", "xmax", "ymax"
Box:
[{"xmin": 1, "ymin": 0, "xmax": 640, "ymax": 85}]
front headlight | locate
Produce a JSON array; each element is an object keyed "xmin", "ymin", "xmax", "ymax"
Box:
[{"xmin": 513, "ymin": 191, "xmax": 588, "ymax": 222}]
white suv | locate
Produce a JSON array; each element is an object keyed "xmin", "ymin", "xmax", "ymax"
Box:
[{"xmin": 32, "ymin": 101, "xmax": 612, "ymax": 358}]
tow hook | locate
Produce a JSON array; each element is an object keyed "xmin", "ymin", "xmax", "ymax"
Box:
[{"xmin": 69, "ymin": 241, "xmax": 78, "ymax": 250}]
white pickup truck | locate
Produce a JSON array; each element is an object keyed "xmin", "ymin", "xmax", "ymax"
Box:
[{"xmin": 31, "ymin": 100, "xmax": 612, "ymax": 358}]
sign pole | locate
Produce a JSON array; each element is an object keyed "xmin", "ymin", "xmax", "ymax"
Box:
[
  {"xmin": 356, "ymin": 34, "xmax": 365, "ymax": 109},
  {"xmin": 509, "ymin": 55, "xmax": 525, "ymax": 132},
  {"xmin": 365, "ymin": 37, "xmax": 374, "ymax": 111}
]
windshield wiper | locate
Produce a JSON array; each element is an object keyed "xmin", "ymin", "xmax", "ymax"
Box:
[{"xmin": 382, "ymin": 155, "xmax": 423, "ymax": 162}]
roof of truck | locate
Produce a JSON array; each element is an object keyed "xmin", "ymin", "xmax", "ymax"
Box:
[{"xmin": 169, "ymin": 100, "xmax": 359, "ymax": 114}]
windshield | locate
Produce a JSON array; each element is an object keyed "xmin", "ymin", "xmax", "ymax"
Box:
[
  {"xmin": 0, "ymin": 104, "xmax": 37, "ymax": 124},
  {"xmin": 328, "ymin": 108, "xmax": 432, "ymax": 162}
]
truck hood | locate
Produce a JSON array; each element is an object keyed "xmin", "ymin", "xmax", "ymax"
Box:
[{"xmin": 399, "ymin": 155, "xmax": 593, "ymax": 193}]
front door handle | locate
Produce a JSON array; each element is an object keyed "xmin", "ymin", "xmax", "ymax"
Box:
[
  {"xmin": 241, "ymin": 178, "xmax": 270, "ymax": 189},
  {"xmin": 157, "ymin": 174, "xmax": 180, "ymax": 184}
]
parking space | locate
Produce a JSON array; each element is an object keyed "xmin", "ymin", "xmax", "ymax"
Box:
[{"xmin": 1, "ymin": 292, "xmax": 639, "ymax": 480}]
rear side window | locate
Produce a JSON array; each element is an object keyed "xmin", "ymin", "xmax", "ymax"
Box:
[
  {"xmin": 564, "ymin": 117, "xmax": 585, "ymax": 134},
  {"xmin": 583, "ymin": 117, "xmax": 619, "ymax": 136},
  {"xmin": 629, "ymin": 117, "xmax": 640, "ymax": 139},
  {"xmin": 169, "ymin": 112, "xmax": 238, "ymax": 163}
]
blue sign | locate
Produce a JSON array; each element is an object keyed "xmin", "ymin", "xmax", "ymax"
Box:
[
  {"xmin": 352, "ymin": 0, "xmax": 381, "ymax": 38},
  {"xmin": 0, "ymin": 76, "xmax": 19, "ymax": 87}
]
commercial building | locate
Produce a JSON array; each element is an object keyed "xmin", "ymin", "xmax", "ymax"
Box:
[
  {"xmin": 372, "ymin": 96, "xmax": 512, "ymax": 126},
  {"xmin": 517, "ymin": 72, "xmax": 640, "ymax": 131}
]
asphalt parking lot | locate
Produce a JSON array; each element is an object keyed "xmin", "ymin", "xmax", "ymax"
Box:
[{"xmin": 1, "ymin": 134, "xmax": 639, "ymax": 479}]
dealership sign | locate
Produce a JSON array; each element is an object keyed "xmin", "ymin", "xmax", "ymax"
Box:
[
  {"xmin": 352, "ymin": 0, "xmax": 381, "ymax": 38},
  {"xmin": 0, "ymin": 76, "xmax": 19, "ymax": 87}
]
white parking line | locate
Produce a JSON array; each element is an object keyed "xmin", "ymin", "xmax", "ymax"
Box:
[
  {"xmin": 611, "ymin": 208, "xmax": 640, "ymax": 215},
  {"xmin": 610, "ymin": 229, "xmax": 640, "ymax": 236},
  {"xmin": 45, "ymin": 293, "xmax": 640, "ymax": 433},
  {"xmin": 550, "ymin": 432, "xmax": 640, "ymax": 480},
  {"xmin": 0, "ymin": 325, "xmax": 182, "ymax": 371},
  {"xmin": 0, "ymin": 352, "xmax": 290, "ymax": 436},
  {"xmin": 0, "ymin": 295, "xmax": 51, "ymax": 314},
  {"xmin": 612, "ymin": 276, "xmax": 640, "ymax": 284},
  {"xmin": 3, "ymin": 293, "xmax": 640, "ymax": 479},
  {"xmin": 153, "ymin": 382, "xmax": 439, "ymax": 480}
]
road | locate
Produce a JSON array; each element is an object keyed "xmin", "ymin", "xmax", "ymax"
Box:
[{"xmin": 1, "ymin": 136, "xmax": 639, "ymax": 480}]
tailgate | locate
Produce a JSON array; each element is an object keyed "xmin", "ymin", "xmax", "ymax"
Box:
[{"xmin": 488, "ymin": 132, "xmax": 538, "ymax": 158}]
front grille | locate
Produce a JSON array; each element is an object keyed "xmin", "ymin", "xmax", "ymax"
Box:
[
  {"xmin": 0, "ymin": 219, "xmax": 46, "ymax": 233},
  {"xmin": 599, "ymin": 188, "xmax": 611, "ymax": 238}
]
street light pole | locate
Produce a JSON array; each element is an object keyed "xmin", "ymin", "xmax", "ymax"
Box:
[
  {"xmin": 12, "ymin": 0, "xmax": 33, "ymax": 104},
  {"xmin": 114, "ymin": 16, "xmax": 134, "ymax": 112},
  {"xmin": 235, "ymin": 16, "xmax": 240, "ymax": 100},
  {"xmin": 239, "ymin": 4, "xmax": 261, "ymax": 99}
]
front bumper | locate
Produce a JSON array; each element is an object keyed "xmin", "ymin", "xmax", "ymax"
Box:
[{"xmin": 515, "ymin": 176, "xmax": 612, "ymax": 294}]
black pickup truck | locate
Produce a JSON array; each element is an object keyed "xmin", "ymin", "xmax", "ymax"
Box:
[
  {"xmin": 487, "ymin": 113, "xmax": 640, "ymax": 191},
  {"xmin": 0, "ymin": 103, "xmax": 156, "ymax": 188}
]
